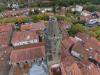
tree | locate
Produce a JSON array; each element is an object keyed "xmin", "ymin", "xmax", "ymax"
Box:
[
  {"xmin": 68, "ymin": 24, "xmax": 87, "ymax": 36},
  {"xmin": 0, "ymin": 3, "xmax": 6, "ymax": 12},
  {"xmin": 31, "ymin": 15, "xmax": 42, "ymax": 22},
  {"xmin": 88, "ymin": 31, "xmax": 97, "ymax": 37},
  {"xmin": 84, "ymin": 3, "xmax": 100, "ymax": 12}
]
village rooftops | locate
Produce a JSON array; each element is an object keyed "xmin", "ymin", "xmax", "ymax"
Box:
[
  {"xmin": 10, "ymin": 42, "xmax": 45, "ymax": 64},
  {"xmin": 0, "ymin": 8, "xmax": 30, "ymax": 18},
  {"xmin": 55, "ymin": 35, "xmax": 100, "ymax": 75},
  {"xmin": 11, "ymin": 31, "xmax": 39, "ymax": 47},
  {"xmin": 61, "ymin": 56, "xmax": 100, "ymax": 75}
]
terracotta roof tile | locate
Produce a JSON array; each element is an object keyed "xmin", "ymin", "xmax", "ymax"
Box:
[
  {"xmin": 32, "ymin": 21, "xmax": 46, "ymax": 31},
  {"xmin": 61, "ymin": 37, "xmax": 77, "ymax": 50},
  {"xmin": 11, "ymin": 31, "xmax": 39, "ymax": 45},
  {"xmin": 0, "ymin": 24, "xmax": 12, "ymax": 33},
  {"xmin": 10, "ymin": 43, "xmax": 45, "ymax": 63},
  {"xmin": 69, "ymin": 63, "xmax": 83, "ymax": 75},
  {"xmin": 88, "ymin": 64, "xmax": 100, "ymax": 75},
  {"xmin": 0, "ymin": 32, "xmax": 11, "ymax": 48},
  {"xmin": 21, "ymin": 21, "xmax": 46, "ymax": 31},
  {"xmin": 21, "ymin": 23, "xmax": 33, "ymax": 31},
  {"xmin": 60, "ymin": 36, "xmax": 100, "ymax": 75}
]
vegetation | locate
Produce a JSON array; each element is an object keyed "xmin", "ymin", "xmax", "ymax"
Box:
[
  {"xmin": 68, "ymin": 24, "xmax": 100, "ymax": 41},
  {"xmin": 0, "ymin": 16, "xmax": 30, "ymax": 23},
  {"xmin": 53, "ymin": 0, "xmax": 100, "ymax": 7},
  {"xmin": 89, "ymin": 26, "xmax": 100, "ymax": 40},
  {"xmin": 68, "ymin": 24, "xmax": 87, "ymax": 36},
  {"xmin": 0, "ymin": 3, "xmax": 6, "ymax": 12},
  {"xmin": 84, "ymin": 4, "xmax": 100, "ymax": 12}
]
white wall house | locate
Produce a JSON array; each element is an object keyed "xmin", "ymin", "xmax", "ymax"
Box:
[
  {"xmin": 72, "ymin": 5, "xmax": 83, "ymax": 12},
  {"xmin": 13, "ymin": 39, "xmax": 39, "ymax": 47}
]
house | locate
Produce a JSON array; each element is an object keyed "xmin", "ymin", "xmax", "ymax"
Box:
[
  {"xmin": 75, "ymin": 32, "xmax": 90, "ymax": 41},
  {"xmin": 59, "ymin": 21, "xmax": 71, "ymax": 30},
  {"xmin": 81, "ymin": 10, "xmax": 91, "ymax": 16},
  {"xmin": 32, "ymin": 7, "xmax": 53, "ymax": 14},
  {"xmin": 20, "ymin": 21, "xmax": 46, "ymax": 31},
  {"xmin": 20, "ymin": 23, "xmax": 33, "ymax": 31},
  {"xmin": 11, "ymin": 31, "xmax": 39, "ymax": 47},
  {"xmin": 72, "ymin": 5, "xmax": 83, "ymax": 12},
  {"xmin": 10, "ymin": 42, "xmax": 45, "ymax": 65},
  {"xmin": 80, "ymin": 11, "xmax": 100, "ymax": 27}
]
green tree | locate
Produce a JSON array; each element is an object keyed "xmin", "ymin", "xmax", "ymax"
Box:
[
  {"xmin": 31, "ymin": 15, "xmax": 43, "ymax": 22},
  {"xmin": 88, "ymin": 31, "xmax": 97, "ymax": 37},
  {"xmin": 0, "ymin": 3, "xmax": 6, "ymax": 12},
  {"xmin": 68, "ymin": 24, "xmax": 87, "ymax": 36}
]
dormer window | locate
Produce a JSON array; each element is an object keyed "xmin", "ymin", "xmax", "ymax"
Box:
[{"xmin": 71, "ymin": 50, "xmax": 82, "ymax": 60}]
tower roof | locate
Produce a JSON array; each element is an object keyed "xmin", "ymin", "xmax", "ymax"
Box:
[{"xmin": 46, "ymin": 17, "xmax": 61, "ymax": 36}]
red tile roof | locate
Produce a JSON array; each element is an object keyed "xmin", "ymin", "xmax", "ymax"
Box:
[
  {"xmin": 59, "ymin": 21, "xmax": 71, "ymax": 30},
  {"xmin": 88, "ymin": 64, "xmax": 100, "ymax": 75},
  {"xmin": 61, "ymin": 37, "xmax": 77, "ymax": 50},
  {"xmin": 69, "ymin": 63, "xmax": 83, "ymax": 75},
  {"xmin": 20, "ymin": 21, "xmax": 46, "ymax": 31},
  {"xmin": 0, "ymin": 32, "xmax": 11, "ymax": 47},
  {"xmin": 20, "ymin": 23, "xmax": 33, "ymax": 31},
  {"xmin": 0, "ymin": 24, "xmax": 12, "ymax": 33},
  {"xmin": 61, "ymin": 56, "xmax": 83, "ymax": 75},
  {"xmin": 11, "ymin": 31, "xmax": 39, "ymax": 44},
  {"xmin": 10, "ymin": 43, "xmax": 45, "ymax": 64},
  {"xmin": 32, "ymin": 21, "xmax": 46, "ymax": 31},
  {"xmin": 75, "ymin": 32, "xmax": 89, "ymax": 41},
  {"xmin": 60, "ymin": 35, "xmax": 100, "ymax": 75}
]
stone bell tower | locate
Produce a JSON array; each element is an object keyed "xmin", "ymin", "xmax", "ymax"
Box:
[{"xmin": 45, "ymin": 17, "xmax": 62, "ymax": 66}]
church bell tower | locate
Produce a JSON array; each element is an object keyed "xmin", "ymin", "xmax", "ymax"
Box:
[{"xmin": 45, "ymin": 17, "xmax": 62, "ymax": 66}]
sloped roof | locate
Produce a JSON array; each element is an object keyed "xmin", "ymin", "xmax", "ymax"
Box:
[
  {"xmin": 21, "ymin": 21, "xmax": 46, "ymax": 31},
  {"xmin": 11, "ymin": 31, "xmax": 38, "ymax": 43},
  {"xmin": 0, "ymin": 32, "xmax": 10, "ymax": 47},
  {"xmin": 10, "ymin": 43, "xmax": 45, "ymax": 63},
  {"xmin": 88, "ymin": 64, "xmax": 100, "ymax": 75},
  {"xmin": 69, "ymin": 63, "xmax": 83, "ymax": 75},
  {"xmin": 0, "ymin": 24, "xmax": 12, "ymax": 33},
  {"xmin": 60, "ymin": 36, "xmax": 100, "ymax": 75},
  {"xmin": 61, "ymin": 37, "xmax": 77, "ymax": 50}
]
